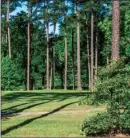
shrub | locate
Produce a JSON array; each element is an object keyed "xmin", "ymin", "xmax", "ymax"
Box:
[
  {"xmin": 81, "ymin": 112, "xmax": 112, "ymax": 136},
  {"xmin": 81, "ymin": 58, "xmax": 130, "ymax": 136},
  {"xmin": 80, "ymin": 58, "xmax": 130, "ymax": 105},
  {"xmin": 120, "ymin": 102, "xmax": 130, "ymax": 134},
  {"xmin": 2, "ymin": 57, "xmax": 25, "ymax": 90}
]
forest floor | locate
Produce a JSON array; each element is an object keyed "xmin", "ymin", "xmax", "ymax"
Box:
[{"xmin": 2, "ymin": 90, "xmax": 105, "ymax": 137}]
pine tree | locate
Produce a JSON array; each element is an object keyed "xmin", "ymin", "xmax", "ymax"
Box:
[
  {"xmin": 6, "ymin": 0, "xmax": 11, "ymax": 58},
  {"xmin": 112, "ymin": 0, "xmax": 120, "ymax": 61},
  {"xmin": 90, "ymin": 10, "xmax": 94, "ymax": 91},
  {"xmin": 45, "ymin": 0, "xmax": 50, "ymax": 89},
  {"xmin": 76, "ymin": 2, "xmax": 82, "ymax": 90},
  {"xmin": 27, "ymin": 0, "xmax": 31, "ymax": 90}
]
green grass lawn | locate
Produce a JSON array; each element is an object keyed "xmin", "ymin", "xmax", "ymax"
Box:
[{"xmin": 2, "ymin": 90, "xmax": 105, "ymax": 137}]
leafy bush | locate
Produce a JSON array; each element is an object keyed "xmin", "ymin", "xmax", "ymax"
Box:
[
  {"xmin": 81, "ymin": 58, "xmax": 130, "ymax": 105},
  {"xmin": 81, "ymin": 112, "xmax": 112, "ymax": 136},
  {"xmin": 81, "ymin": 58, "xmax": 130, "ymax": 136},
  {"xmin": 2, "ymin": 57, "xmax": 25, "ymax": 90},
  {"xmin": 81, "ymin": 103, "xmax": 130, "ymax": 136},
  {"xmin": 120, "ymin": 102, "xmax": 130, "ymax": 134}
]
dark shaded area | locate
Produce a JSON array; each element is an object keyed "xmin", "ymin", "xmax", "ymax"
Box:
[
  {"xmin": 1, "ymin": 91, "xmax": 89, "ymax": 117},
  {"xmin": 1, "ymin": 91, "xmax": 90, "ymax": 135},
  {"xmin": 2, "ymin": 102, "xmax": 28, "ymax": 112},
  {"xmin": 2, "ymin": 101, "xmax": 77, "ymax": 135},
  {"xmin": 2, "ymin": 101, "xmax": 51, "ymax": 117},
  {"xmin": 2, "ymin": 91, "xmax": 88, "ymax": 103}
]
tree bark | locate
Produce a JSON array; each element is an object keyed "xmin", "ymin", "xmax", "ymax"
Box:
[
  {"xmin": 86, "ymin": 26, "xmax": 91, "ymax": 90},
  {"xmin": 52, "ymin": 24, "xmax": 56, "ymax": 89},
  {"xmin": 112, "ymin": 0, "xmax": 120, "ymax": 61},
  {"xmin": 90, "ymin": 11, "xmax": 94, "ymax": 91},
  {"xmin": 76, "ymin": 5, "xmax": 82, "ymax": 90},
  {"xmin": 95, "ymin": 30, "xmax": 98, "ymax": 76},
  {"xmin": 50, "ymin": 61, "xmax": 52, "ymax": 89},
  {"xmin": 6, "ymin": 0, "xmax": 11, "ymax": 58},
  {"xmin": 46, "ymin": 22, "xmax": 49, "ymax": 89},
  {"xmin": 46, "ymin": 0, "xmax": 50, "ymax": 89},
  {"xmin": 27, "ymin": 0, "xmax": 31, "ymax": 90},
  {"xmin": 64, "ymin": 32, "xmax": 68, "ymax": 90},
  {"xmin": 72, "ymin": 26, "xmax": 75, "ymax": 90}
]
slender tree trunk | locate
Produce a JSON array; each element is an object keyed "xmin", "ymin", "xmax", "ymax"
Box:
[
  {"xmin": 90, "ymin": 11, "xmax": 94, "ymax": 91},
  {"xmin": 86, "ymin": 26, "xmax": 91, "ymax": 90},
  {"xmin": 46, "ymin": 22, "xmax": 49, "ymax": 89},
  {"xmin": 64, "ymin": 32, "xmax": 68, "ymax": 90},
  {"xmin": 76, "ymin": 3, "xmax": 82, "ymax": 90},
  {"xmin": 27, "ymin": 0, "xmax": 31, "ymax": 90},
  {"xmin": 52, "ymin": 24, "xmax": 56, "ymax": 89},
  {"xmin": 6, "ymin": 0, "xmax": 11, "ymax": 58},
  {"xmin": 50, "ymin": 61, "xmax": 52, "ymax": 89},
  {"xmin": 72, "ymin": 26, "xmax": 75, "ymax": 90},
  {"xmin": 112, "ymin": 0, "xmax": 120, "ymax": 61},
  {"xmin": 71, "ymin": 0, "xmax": 75, "ymax": 90},
  {"xmin": 95, "ymin": 30, "xmax": 98, "ymax": 76},
  {"xmin": 77, "ymin": 17, "xmax": 82, "ymax": 90}
]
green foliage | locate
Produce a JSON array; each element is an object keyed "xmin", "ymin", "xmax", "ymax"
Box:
[
  {"xmin": 126, "ymin": 45, "xmax": 130, "ymax": 57},
  {"xmin": 2, "ymin": 57, "xmax": 25, "ymax": 90},
  {"xmin": 81, "ymin": 103, "xmax": 130, "ymax": 136},
  {"xmin": 81, "ymin": 58, "xmax": 130, "ymax": 136},
  {"xmin": 120, "ymin": 102, "xmax": 130, "ymax": 133},
  {"xmin": 81, "ymin": 112, "xmax": 112, "ymax": 136},
  {"xmin": 98, "ymin": 17, "xmax": 112, "ymax": 60},
  {"xmin": 83, "ymin": 58, "xmax": 130, "ymax": 105},
  {"xmin": 1, "ymin": 0, "xmax": 130, "ymax": 90}
]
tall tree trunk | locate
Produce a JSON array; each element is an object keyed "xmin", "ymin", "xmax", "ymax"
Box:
[
  {"xmin": 71, "ymin": 0, "xmax": 75, "ymax": 90},
  {"xmin": 45, "ymin": 0, "xmax": 50, "ymax": 89},
  {"xmin": 64, "ymin": 32, "xmax": 68, "ymax": 90},
  {"xmin": 46, "ymin": 22, "xmax": 49, "ymax": 89},
  {"xmin": 90, "ymin": 11, "xmax": 94, "ymax": 91},
  {"xmin": 52, "ymin": 24, "xmax": 56, "ymax": 89},
  {"xmin": 49, "ymin": 60, "xmax": 52, "ymax": 89},
  {"xmin": 72, "ymin": 26, "xmax": 75, "ymax": 90},
  {"xmin": 6, "ymin": 0, "xmax": 11, "ymax": 58},
  {"xmin": 27, "ymin": 0, "xmax": 31, "ymax": 90},
  {"xmin": 86, "ymin": 25, "xmax": 91, "ymax": 90},
  {"xmin": 95, "ymin": 30, "xmax": 98, "ymax": 76},
  {"xmin": 112, "ymin": 0, "xmax": 120, "ymax": 61},
  {"xmin": 77, "ymin": 10, "xmax": 82, "ymax": 90}
]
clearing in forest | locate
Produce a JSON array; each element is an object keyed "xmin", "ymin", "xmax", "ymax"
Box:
[{"xmin": 2, "ymin": 90, "xmax": 105, "ymax": 137}]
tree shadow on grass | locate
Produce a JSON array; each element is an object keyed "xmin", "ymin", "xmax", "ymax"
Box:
[
  {"xmin": 1, "ymin": 100, "xmax": 51, "ymax": 118},
  {"xmin": 2, "ymin": 102, "xmax": 28, "ymax": 112},
  {"xmin": 2, "ymin": 92, "xmax": 88, "ymax": 103},
  {"xmin": 2, "ymin": 92, "xmax": 88, "ymax": 118},
  {"xmin": 1, "ymin": 101, "xmax": 77, "ymax": 135}
]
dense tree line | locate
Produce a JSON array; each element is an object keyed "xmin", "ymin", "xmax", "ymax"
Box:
[{"xmin": 1, "ymin": 0, "xmax": 130, "ymax": 91}]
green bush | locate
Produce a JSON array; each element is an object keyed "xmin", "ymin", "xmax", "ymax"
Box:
[
  {"xmin": 2, "ymin": 57, "xmax": 25, "ymax": 90},
  {"xmin": 120, "ymin": 102, "xmax": 130, "ymax": 134},
  {"xmin": 81, "ymin": 58, "xmax": 130, "ymax": 105},
  {"xmin": 81, "ymin": 58, "xmax": 130, "ymax": 136},
  {"xmin": 81, "ymin": 112, "xmax": 112, "ymax": 136}
]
